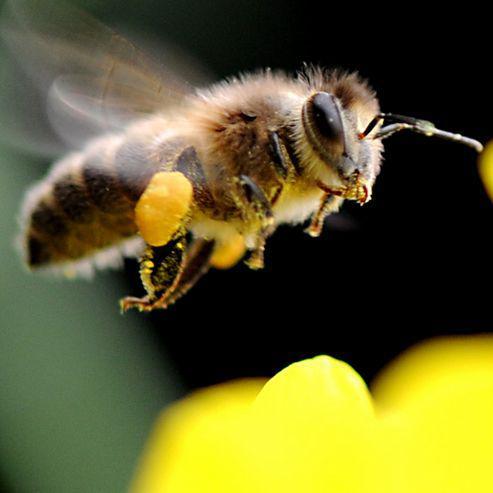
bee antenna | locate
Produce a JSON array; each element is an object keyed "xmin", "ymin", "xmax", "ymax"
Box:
[{"xmin": 358, "ymin": 113, "xmax": 484, "ymax": 153}]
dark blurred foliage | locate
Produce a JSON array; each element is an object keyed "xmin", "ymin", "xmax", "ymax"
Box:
[{"xmin": 1, "ymin": 0, "xmax": 491, "ymax": 490}]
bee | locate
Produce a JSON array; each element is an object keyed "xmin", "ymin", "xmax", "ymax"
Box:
[{"xmin": 3, "ymin": 1, "xmax": 483, "ymax": 311}]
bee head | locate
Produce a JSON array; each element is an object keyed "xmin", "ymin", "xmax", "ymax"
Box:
[
  {"xmin": 300, "ymin": 87, "xmax": 483, "ymax": 204},
  {"xmin": 301, "ymin": 90, "xmax": 382, "ymax": 202}
]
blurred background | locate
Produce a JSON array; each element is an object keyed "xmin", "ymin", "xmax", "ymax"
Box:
[{"xmin": 0, "ymin": 0, "xmax": 491, "ymax": 491}]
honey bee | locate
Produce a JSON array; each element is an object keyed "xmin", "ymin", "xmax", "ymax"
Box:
[{"xmin": 3, "ymin": 1, "xmax": 483, "ymax": 311}]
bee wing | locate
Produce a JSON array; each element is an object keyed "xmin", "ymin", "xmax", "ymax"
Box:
[
  {"xmin": 0, "ymin": 44, "xmax": 65, "ymax": 157},
  {"xmin": 0, "ymin": 0, "xmax": 196, "ymax": 153}
]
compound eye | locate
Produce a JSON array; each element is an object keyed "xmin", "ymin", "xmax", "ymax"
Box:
[{"xmin": 305, "ymin": 92, "xmax": 345, "ymax": 153}]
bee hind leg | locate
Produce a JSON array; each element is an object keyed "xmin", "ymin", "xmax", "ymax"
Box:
[
  {"xmin": 120, "ymin": 229, "xmax": 188, "ymax": 312},
  {"xmin": 120, "ymin": 234, "xmax": 215, "ymax": 312},
  {"xmin": 121, "ymin": 170, "xmax": 201, "ymax": 312},
  {"xmin": 164, "ymin": 238, "xmax": 216, "ymax": 307}
]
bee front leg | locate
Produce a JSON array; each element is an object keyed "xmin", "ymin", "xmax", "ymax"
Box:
[{"xmin": 237, "ymin": 175, "xmax": 275, "ymax": 270}]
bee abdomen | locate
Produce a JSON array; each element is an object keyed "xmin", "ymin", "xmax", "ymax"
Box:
[
  {"xmin": 22, "ymin": 127, "xmax": 193, "ymax": 273},
  {"xmin": 23, "ymin": 137, "xmax": 138, "ymax": 271},
  {"xmin": 53, "ymin": 171, "xmax": 93, "ymax": 223},
  {"xmin": 26, "ymin": 196, "xmax": 70, "ymax": 266}
]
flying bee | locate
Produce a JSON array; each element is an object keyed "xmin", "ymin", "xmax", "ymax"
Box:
[{"xmin": 2, "ymin": 1, "xmax": 483, "ymax": 312}]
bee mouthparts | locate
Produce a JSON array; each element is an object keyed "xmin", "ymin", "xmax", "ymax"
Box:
[{"xmin": 316, "ymin": 176, "xmax": 370, "ymax": 205}]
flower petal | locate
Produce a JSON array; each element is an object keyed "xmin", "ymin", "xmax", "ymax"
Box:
[
  {"xmin": 251, "ymin": 355, "xmax": 382, "ymax": 493},
  {"xmin": 131, "ymin": 357, "xmax": 385, "ymax": 493},
  {"xmin": 374, "ymin": 336, "xmax": 493, "ymax": 493},
  {"xmin": 479, "ymin": 142, "xmax": 493, "ymax": 201},
  {"xmin": 130, "ymin": 379, "xmax": 266, "ymax": 493}
]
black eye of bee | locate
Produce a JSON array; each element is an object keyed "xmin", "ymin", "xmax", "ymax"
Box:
[
  {"xmin": 311, "ymin": 92, "xmax": 344, "ymax": 142},
  {"xmin": 303, "ymin": 92, "xmax": 346, "ymax": 158}
]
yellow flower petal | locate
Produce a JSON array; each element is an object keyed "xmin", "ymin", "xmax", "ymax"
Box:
[
  {"xmin": 251, "ymin": 356, "xmax": 381, "ymax": 493},
  {"xmin": 478, "ymin": 141, "xmax": 493, "ymax": 201},
  {"xmin": 374, "ymin": 336, "xmax": 493, "ymax": 493},
  {"xmin": 372, "ymin": 335, "xmax": 493, "ymax": 411},
  {"xmin": 132, "ymin": 339, "xmax": 493, "ymax": 493},
  {"xmin": 131, "ymin": 357, "xmax": 383, "ymax": 493},
  {"xmin": 130, "ymin": 379, "xmax": 266, "ymax": 493}
]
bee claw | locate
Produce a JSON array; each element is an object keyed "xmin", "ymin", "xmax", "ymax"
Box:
[
  {"xmin": 245, "ymin": 253, "xmax": 264, "ymax": 270},
  {"xmin": 245, "ymin": 244, "xmax": 266, "ymax": 270},
  {"xmin": 305, "ymin": 223, "xmax": 323, "ymax": 237},
  {"xmin": 357, "ymin": 184, "xmax": 369, "ymax": 205},
  {"xmin": 120, "ymin": 296, "xmax": 157, "ymax": 313}
]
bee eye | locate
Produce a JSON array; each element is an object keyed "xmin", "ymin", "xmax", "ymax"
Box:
[{"xmin": 304, "ymin": 92, "xmax": 345, "ymax": 154}]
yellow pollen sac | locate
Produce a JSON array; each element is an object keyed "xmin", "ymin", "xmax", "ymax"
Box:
[
  {"xmin": 135, "ymin": 172, "xmax": 193, "ymax": 247},
  {"xmin": 210, "ymin": 233, "xmax": 246, "ymax": 269}
]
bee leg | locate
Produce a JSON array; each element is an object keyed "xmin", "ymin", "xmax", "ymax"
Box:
[
  {"xmin": 237, "ymin": 175, "xmax": 275, "ymax": 270},
  {"xmin": 164, "ymin": 238, "xmax": 216, "ymax": 307},
  {"xmin": 306, "ymin": 194, "xmax": 341, "ymax": 237},
  {"xmin": 269, "ymin": 130, "xmax": 303, "ymax": 177},
  {"xmin": 120, "ymin": 229, "xmax": 188, "ymax": 312},
  {"xmin": 268, "ymin": 131, "xmax": 290, "ymax": 179},
  {"xmin": 120, "ymin": 236, "xmax": 216, "ymax": 312}
]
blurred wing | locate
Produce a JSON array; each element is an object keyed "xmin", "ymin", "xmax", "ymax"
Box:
[
  {"xmin": 0, "ymin": 45, "xmax": 63, "ymax": 157},
  {"xmin": 0, "ymin": 0, "xmax": 193, "ymax": 152}
]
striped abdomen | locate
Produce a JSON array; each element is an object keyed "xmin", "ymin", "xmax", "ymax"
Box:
[{"xmin": 22, "ymin": 122, "xmax": 195, "ymax": 273}]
